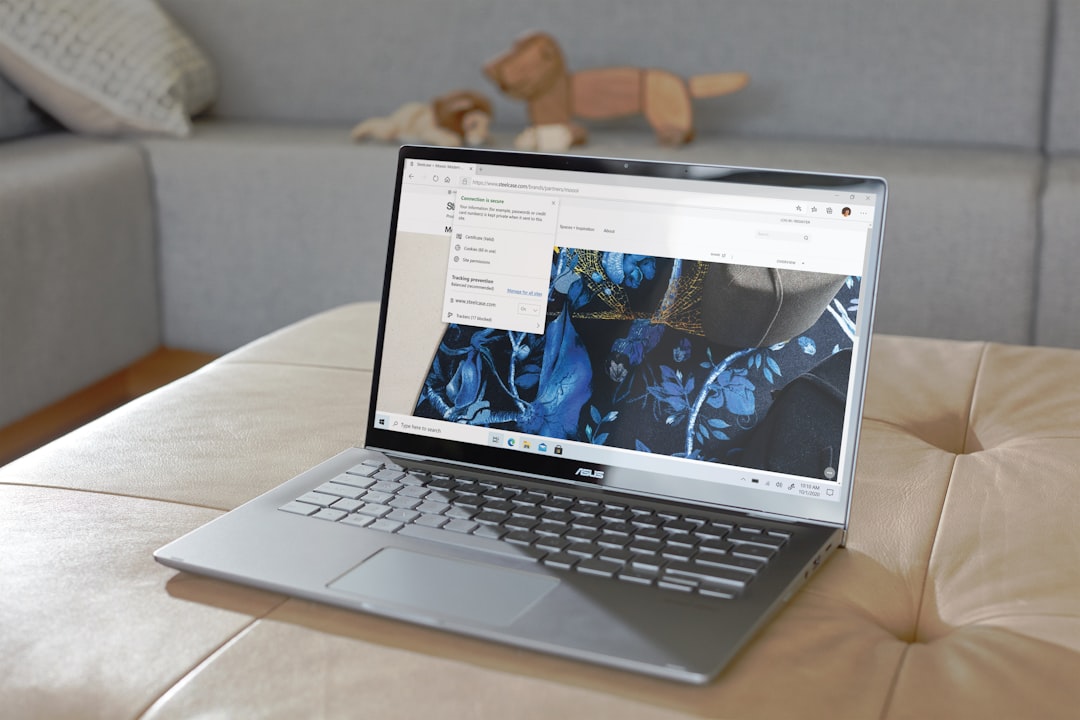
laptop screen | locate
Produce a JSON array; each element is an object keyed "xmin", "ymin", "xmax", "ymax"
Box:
[{"xmin": 367, "ymin": 146, "xmax": 886, "ymax": 527}]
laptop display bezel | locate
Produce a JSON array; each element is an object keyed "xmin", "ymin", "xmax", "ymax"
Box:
[{"xmin": 365, "ymin": 145, "xmax": 886, "ymax": 528}]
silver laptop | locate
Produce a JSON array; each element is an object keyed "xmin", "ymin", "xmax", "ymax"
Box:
[{"xmin": 156, "ymin": 146, "xmax": 887, "ymax": 684}]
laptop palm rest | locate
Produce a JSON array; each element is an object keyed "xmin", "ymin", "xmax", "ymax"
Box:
[{"xmin": 329, "ymin": 547, "xmax": 559, "ymax": 627}]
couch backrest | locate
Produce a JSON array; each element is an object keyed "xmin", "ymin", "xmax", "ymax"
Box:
[
  {"xmin": 1047, "ymin": 0, "xmax": 1080, "ymax": 153},
  {"xmin": 160, "ymin": 0, "xmax": 1050, "ymax": 150}
]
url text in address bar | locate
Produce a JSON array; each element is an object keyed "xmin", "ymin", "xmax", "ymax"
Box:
[{"xmin": 467, "ymin": 175, "xmax": 795, "ymax": 215}]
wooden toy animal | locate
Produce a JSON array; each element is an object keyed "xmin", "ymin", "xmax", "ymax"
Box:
[
  {"xmin": 484, "ymin": 31, "xmax": 748, "ymax": 151},
  {"xmin": 351, "ymin": 89, "xmax": 492, "ymax": 147}
]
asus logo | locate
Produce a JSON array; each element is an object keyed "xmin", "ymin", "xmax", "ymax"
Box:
[{"xmin": 575, "ymin": 468, "xmax": 604, "ymax": 479}]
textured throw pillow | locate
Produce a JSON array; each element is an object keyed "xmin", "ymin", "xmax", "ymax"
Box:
[{"xmin": 0, "ymin": 0, "xmax": 216, "ymax": 137}]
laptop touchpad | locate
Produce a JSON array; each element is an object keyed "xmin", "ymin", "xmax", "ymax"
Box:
[{"xmin": 329, "ymin": 548, "xmax": 559, "ymax": 627}]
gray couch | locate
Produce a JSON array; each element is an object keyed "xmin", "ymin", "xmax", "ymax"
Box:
[{"xmin": 3, "ymin": 0, "xmax": 1079, "ymax": 430}]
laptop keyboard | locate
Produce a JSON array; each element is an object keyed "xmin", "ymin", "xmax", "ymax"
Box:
[{"xmin": 279, "ymin": 459, "xmax": 791, "ymax": 599}]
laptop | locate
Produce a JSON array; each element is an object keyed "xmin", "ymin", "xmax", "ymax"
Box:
[{"xmin": 156, "ymin": 145, "xmax": 887, "ymax": 684}]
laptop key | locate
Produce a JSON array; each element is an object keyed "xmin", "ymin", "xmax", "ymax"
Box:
[
  {"xmin": 564, "ymin": 544, "xmax": 598, "ymax": 559},
  {"xmin": 362, "ymin": 490, "xmax": 394, "ymax": 505},
  {"xmin": 504, "ymin": 516, "xmax": 539, "ymax": 531},
  {"xmin": 474, "ymin": 511, "xmax": 507, "ymax": 526},
  {"xmin": 414, "ymin": 512, "xmax": 448, "ymax": 529},
  {"xmin": 472, "ymin": 524, "xmax": 507, "ymax": 540},
  {"xmin": 661, "ymin": 545, "xmax": 696, "ymax": 562},
  {"xmin": 385, "ymin": 508, "xmax": 420, "ymax": 524},
  {"xmin": 664, "ymin": 519, "xmax": 697, "ymax": 534},
  {"xmin": 444, "ymin": 506, "xmax": 477, "ymax": 520},
  {"xmin": 664, "ymin": 561, "xmax": 750, "ymax": 588},
  {"xmin": 543, "ymin": 510, "xmax": 574, "ymax": 525},
  {"xmin": 705, "ymin": 520, "xmax": 735, "ymax": 533},
  {"xmin": 698, "ymin": 585, "xmax": 738, "ymax": 600},
  {"xmin": 340, "ymin": 513, "xmax": 374, "ymax": 528},
  {"xmin": 330, "ymin": 498, "xmax": 364, "ymax": 513},
  {"xmin": 692, "ymin": 525, "xmax": 728, "ymax": 541},
  {"xmin": 698, "ymin": 554, "xmax": 765, "ymax": 573},
  {"xmin": 504, "ymin": 530, "xmax": 541, "ymax": 546},
  {"xmin": 372, "ymin": 469, "xmax": 405, "ymax": 483},
  {"xmin": 416, "ymin": 500, "xmax": 450, "ymax": 515},
  {"xmin": 542, "ymin": 552, "xmax": 579, "ymax": 569},
  {"xmin": 626, "ymin": 538, "xmax": 662, "ymax": 555},
  {"xmin": 630, "ymin": 555, "xmax": 665, "ymax": 572},
  {"xmin": 602, "ymin": 521, "xmax": 634, "ymax": 536},
  {"xmin": 576, "ymin": 558, "xmax": 620, "ymax": 578},
  {"xmin": 732, "ymin": 544, "xmax": 776, "ymax": 560},
  {"xmin": 316, "ymin": 482, "xmax": 364, "ymax": 499},
  {"xmin": 357, "ymin": 503, "xmax": 392, "ymax": 519},
  {"xmin": 632, "ymin": 526, "xmax": 667, "ymax": 542},
  {"xmin": 279, "ymin": 501, "xmax": 319, "ymax": 516},
  {"xmin": 516, "ymin": 491, "xmax": 549, "ymax": 505},
  {"xmin": 423, "ymin": 490, "xmax": 457, "ymax": 504},
  {"xmin": 666, "ymin": 534, "xmax": 698, "ymax": 549},
  {"xmin": 331, "ymin": 474, "xmax": 377, "ymax": 489},
  {"xmin": 601, "ymin": 507, "xmax": 633, "ymax": 521},
  {"xmin": 630, "ymin": 514, "xmax": 663, "ymax": 529},
  {"xmin": 370, "ymin": 480, "xmax": 403, "ymax": 494},
  {"xmin": 658, "ymin": 578, "xmax": 697, "ymax": 593},
  {"xmin": 534, "ymin": 536, "xmax": 570, "ymax": 553},
  {"xmin": 565, "ymin": 527, "xmax": 600, "ymax": 543},
  {"xmin": 388, "ymin": 496, "xmax": 422, "ymax": 511},
  {"xmin": 296, "ymin": 491, "xmax": 335, "ymax": 508},
  {"xmin": 483, "ymin": 500, "xmax": 516, "ymax": 514},
  {"xmin": 698, "ymin": 538, "xmax": 735, "ymax": 554},
  {"xmin": 427, "ymin": 476, "xmax": 456, "ymax": 490},
  {"xmin": 313, "ymin": 508, "xmax": 348, "ymax": 522},
  {"xmin": 541, "ymin": 497, "xmax": 574, "ymax": 511},
  {"xmin": 729, "ymin": 530, "xmax": 786, "ymax": 548},
  {"xmin": 598, "ymin": 547, "xmax": 633, "ymax": 564},
  {"xmin": 444, "ymin": 519, "xmax": 478, "ymax": 534},
  {"xmin": 368, "ymin": 518, "xmax": 403, "ymax": 533},
  {"xmin": 453, "ymin": 482, "xmax": 483, "ymax": 496},
  {"xmin": 597, "ymin": 533, "xmax": 630, "ymax": 549},
  {"xmin": 616, "ymin": 567, "xmax": 658, "ymax": 585}
]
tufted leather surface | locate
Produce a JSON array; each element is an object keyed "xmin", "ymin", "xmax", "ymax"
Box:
[{"xmin": 2, "ymin": 302, "xmax": 1078, "ymax": 718}]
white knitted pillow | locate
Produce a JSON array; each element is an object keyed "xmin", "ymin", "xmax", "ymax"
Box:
[{"xmin": 0, "ymin": 0, "xmax": 216, "ymax": 137}]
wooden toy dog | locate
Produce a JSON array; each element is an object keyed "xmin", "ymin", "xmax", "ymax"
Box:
[{"xmin": 484, "ymin": 31, "xmax": 748, "ymax": 151}]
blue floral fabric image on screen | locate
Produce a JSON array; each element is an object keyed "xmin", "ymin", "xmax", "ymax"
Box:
[{"xmin": 414, "ymin": 247, "xmax": 861, "ymax": 481}]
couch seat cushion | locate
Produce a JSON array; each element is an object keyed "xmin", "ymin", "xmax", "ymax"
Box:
[{"xmin": 2, "ymin": 302, "xmax": 1077, "ymax": 718}]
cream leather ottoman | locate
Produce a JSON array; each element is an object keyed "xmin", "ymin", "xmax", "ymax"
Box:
[{"xmin": 3, "ymin": 302, "xmax": 1079, "ymax": 719}]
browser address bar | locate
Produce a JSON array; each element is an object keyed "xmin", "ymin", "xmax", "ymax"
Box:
[{"xmin": 466, "ymin": 174, "xmax": 798, "ymax": 215}]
